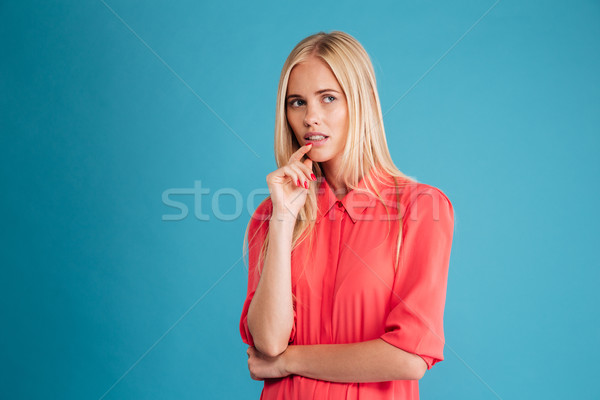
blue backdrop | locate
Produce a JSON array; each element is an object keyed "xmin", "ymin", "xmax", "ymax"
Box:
[{"xmin": 1, "ymin": 1, "xmax": 598, "ymax": 399}]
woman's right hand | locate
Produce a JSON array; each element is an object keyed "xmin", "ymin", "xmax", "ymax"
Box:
[{"xmin": 266, "ymin": 143, "xmax": 315, "ymax": 222}]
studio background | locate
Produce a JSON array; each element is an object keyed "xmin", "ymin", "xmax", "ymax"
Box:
[{"xmin": 1, "ymin": 1, "xmax": 598, "ymax": 399}]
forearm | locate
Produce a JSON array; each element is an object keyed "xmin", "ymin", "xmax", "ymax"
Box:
[
  {"xmin": 247, "ymin": 218, "xmax": 295, "ymax": 357},
  {"xmin": 284, "ymin": 338, "xmax": 427, "ymax": 383}
]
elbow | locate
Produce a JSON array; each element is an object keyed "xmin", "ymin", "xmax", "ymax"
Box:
[
  {"xmin": 248, "ymin": 324, "xmax": 289, "ymax": 357},
  {"xmin": 407, "ymin": 356, "xmax": 428, "ymax": 380},
  {"xmin": 253, "ymin": 339, "xmax": 288, "ymax": 358},
  {"xmin": 412, "ymin": 364, "xmax": 427, "ymax": 381},
  {"xmin": 392, "ymin": 351, "xmax": 427, "ymax": 380},
  {"xmin": 247, "ymin": 314, "xmax": 293, "ymax": 357}
]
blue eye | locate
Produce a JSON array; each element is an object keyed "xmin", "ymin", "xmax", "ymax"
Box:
[
  {"xmin": 289, "ymin": 99, "xmax": 305, "ymax": 107},
  {"xmin": 324, "ymin": 95, "xmax": 336, "ymax": 103}
]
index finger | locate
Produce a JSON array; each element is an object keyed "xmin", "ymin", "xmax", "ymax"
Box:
[{"xmin": 290, "ymin": 143, "xmax": 313, "ymax": 162}]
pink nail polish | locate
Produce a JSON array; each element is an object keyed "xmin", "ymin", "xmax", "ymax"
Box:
[
  {"xmin": 297, "ymin": 179, "xmax": 301, "ymax": 187},
  {"xmin": 304, "ymin": 181, "xmax": 308, "ymax": 189},
  {"xmin": 311, "ymin": 173, "xmax": 316, "ymax": 181}
]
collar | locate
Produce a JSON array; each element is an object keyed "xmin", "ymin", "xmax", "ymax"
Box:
[{"xmin": 316, "ymin": 167, "xmax": 399, "ymax": 224}]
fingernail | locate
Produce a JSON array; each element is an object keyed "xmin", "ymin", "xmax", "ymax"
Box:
[
  {"xmin": 310, "ymin": 173, "xmax": 316, "ymax": 181},
  {"xmin": 304, "ymin": 181, "xmax": 308, "ymax": 189},
  {"xmin": 297, "ymin": 179, "xmax": 301, "ymax": 187},
  {"xmin": 306, "ymin": 143, "xmax": 313, "ymax": 146}
]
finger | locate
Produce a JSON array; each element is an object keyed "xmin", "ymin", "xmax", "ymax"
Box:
[
  {"xmin": 292, "ymin": 159, "xmax": 315, "ymax": 182},
  {"xmin": 268, "ymin": 165, "xmax": 300, "ymax": 188},
  {"xmin": 289, "ymin": 143, "xmax": 313, "ymax": 162},
  {"xmin": 280, "ymin": 165, "xmax": 304, "ymax": 188},
  {"xmin": 302, "ymin": 157, "xmax": 313, "ymax": 173},
  {"xmin": 288, "ymin": 163, "xmax": 311, "ymax": 189},
  {"xmin": 284, "ymin": 165, "xmax": 312, "ymax": 189}
]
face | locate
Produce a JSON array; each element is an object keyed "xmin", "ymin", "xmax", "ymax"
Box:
[{"xmin": 286, "ymin": 56, "xmax": 349, "ymax": 173}]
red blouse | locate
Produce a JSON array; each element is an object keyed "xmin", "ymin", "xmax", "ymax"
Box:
[{"xmin": 240, "ymin": 167, "xmax": 455, "ymax": 399}]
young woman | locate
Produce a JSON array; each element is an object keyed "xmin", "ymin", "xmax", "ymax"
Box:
[{"xmin": 239, "ymin": 31, "xmax": 455, "ymax": 399}]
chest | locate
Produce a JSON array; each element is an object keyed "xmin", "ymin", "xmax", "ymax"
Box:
[{"xmin": 290, "ymin": 212, "xmax": 401, "ymax": 304}]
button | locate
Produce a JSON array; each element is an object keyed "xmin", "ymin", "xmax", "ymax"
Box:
[{"xmin": 336, "ymin": 201, "xmax": 343, "ymax": 208}]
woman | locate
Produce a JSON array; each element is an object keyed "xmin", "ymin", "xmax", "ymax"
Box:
[{"xmin": 239, "ymin": 31, "xmax": 455, "ymax": 399}]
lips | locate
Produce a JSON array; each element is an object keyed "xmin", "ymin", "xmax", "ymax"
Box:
[
  {"xmin": 304, "ymin": 134, "xmax": 330, "ymax": 147},
  {"xmin": 304, "ymin": 132, "xmax": 329, "ymax": 140}
]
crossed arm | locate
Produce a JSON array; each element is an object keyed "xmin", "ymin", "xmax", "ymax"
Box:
[
  {"xmin": 246, "ymin": 218, "xmax": 427, "ymax": 383},
  {"xmin": 246, "ymin": 338, "xmax": 427, "ymax": 382}
]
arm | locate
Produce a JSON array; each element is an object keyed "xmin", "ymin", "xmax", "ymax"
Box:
[
  {"xmin": 247, "ymin": 338, "xmax": 427, "ymax": 382},
  {"xmin": 245, "ymin": 143, "xmax": 315, "ymax": 357},
  {"xmin": 246, "ymin": 218, "xmax": 296, "ymax": 357},
  {"xmin": 286, "ymin": 339, "xmax": 427, "ymax": 382}
]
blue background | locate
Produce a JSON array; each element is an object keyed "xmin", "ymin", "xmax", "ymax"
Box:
[{"xmin": 1, "ymin": 0, "xmax": 598, "ymax": 399}]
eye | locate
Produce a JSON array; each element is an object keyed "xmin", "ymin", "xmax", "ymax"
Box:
[
  {"xmin": 288, "ymin": 99, "xmax": 305, "ymax": 108},
  {"xmin": 323, "ymin": 95, "xmax": 336, "ymax": 103}
]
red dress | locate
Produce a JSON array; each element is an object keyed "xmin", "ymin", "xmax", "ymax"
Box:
[{"xmin": 240, "ymin": 167, "xmax": 455, "ymax": 399}]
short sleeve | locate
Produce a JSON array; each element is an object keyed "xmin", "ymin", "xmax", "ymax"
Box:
[
  {"xmin": 379, "ymin": 186, "xmax": 455, "ymax": 369},
  {"xmin": 239, "ymin": 199, "xmax": 297, "ymax": 347}
]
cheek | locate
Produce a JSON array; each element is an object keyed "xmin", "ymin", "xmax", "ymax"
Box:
[
  {"xmin": 286, "ymin": 112, "xmax": 301, "ymax": 131},
  {"xmin": 333, "ymin": 108, "xmax": 349, "ymax": 131}
]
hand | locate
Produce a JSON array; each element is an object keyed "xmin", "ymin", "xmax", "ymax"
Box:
[
  {"xmin": 266, "ymin": 144, "xmax": 315, "ymax": 221},
  {"xmin": 246, "ymin": 346, "xmax": 291, "ymax": 381}
]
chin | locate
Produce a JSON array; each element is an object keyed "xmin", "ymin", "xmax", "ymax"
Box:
[{"xmin": 307, "ymin": 154, "xmax": 332, "ymax": 163}]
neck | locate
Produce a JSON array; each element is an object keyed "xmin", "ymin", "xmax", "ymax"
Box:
[
  {"xmin": 321, "ymin": 160, "xmax": 347, "ymax": 200},
  {"xmin": 321, "ymin": 160, "xmax": 371, "ymax": 201}
]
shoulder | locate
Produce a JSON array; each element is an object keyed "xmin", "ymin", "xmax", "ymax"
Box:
[
  {"xmin": 410, "ymin": 182, "xmax": 452, "ymax": 206},
  {"xmin": 388, "ymin": 177, "xmax": 452, "ymax": 208},
  {"xmin": 400, "ymin": 181, "xmax": 454, "ymax": 224},
  {"xmin": 248, "ymin": 197, "xmax": 273, "ymax": 233},
  {"xmin": 251, "ymin": 197, "xmax": 273, "ymax": 221},
  {"xmin": 370, "ymin": 173, "xmax": 452, "ymax": 213},
  {"xmin": 377, "ymin": 176, "xmax": 453, "ymax": 221},
  {"xmin": 246, "ymin": 197, "xmax": 272, "ymax": 247}
]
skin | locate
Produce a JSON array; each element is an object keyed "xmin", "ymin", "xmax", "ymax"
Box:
[
  {"xmin": 246, "ymin": 55, "xmax": 428, "ymax": 383},
  {"xmin": 285, "ymin": 56, "xmax": 349, "ymax": 196}
]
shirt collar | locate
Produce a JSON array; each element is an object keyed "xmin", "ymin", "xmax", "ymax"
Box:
[{"xmin": 316, "ymin": 167, "xmax": 396, "ymax": 224}]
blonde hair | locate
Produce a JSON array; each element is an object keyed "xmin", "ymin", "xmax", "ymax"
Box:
[{"xmin": 244, "ymin": 31, "xmax": 416, "ymax": 275}]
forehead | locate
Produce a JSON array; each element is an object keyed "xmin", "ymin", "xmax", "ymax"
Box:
[{"xmin": 287, "ymin": 57, "xmax": 342, "ymax": 92}]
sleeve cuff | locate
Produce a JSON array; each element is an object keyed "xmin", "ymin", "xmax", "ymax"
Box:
[{"xmin": 380, "ymin": 334, "xmax": 443, "ymax": 370}]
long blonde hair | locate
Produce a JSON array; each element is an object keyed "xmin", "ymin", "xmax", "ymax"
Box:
[{"xmin": 244, "ymin": 31, "xmax": 416, "ymax": 274}]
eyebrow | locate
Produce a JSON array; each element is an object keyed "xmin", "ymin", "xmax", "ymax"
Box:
[{"xmin": 286, "ymin": 89, "xmax": 341, "ymax": 99}]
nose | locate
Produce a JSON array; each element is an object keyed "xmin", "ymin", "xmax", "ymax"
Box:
[{"xmin": 303, "ymin": 103, "xmax": 320, "ymax": 127}]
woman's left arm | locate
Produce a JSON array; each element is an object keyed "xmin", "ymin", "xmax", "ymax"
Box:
[{"xmin": 247, "ymin": 339, "xmax": 427, "ymax": 382}]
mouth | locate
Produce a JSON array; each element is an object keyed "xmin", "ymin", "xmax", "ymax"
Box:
[{"xmin": 304, "ymin": 132, "xmax": 329, "ymax": 145}]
